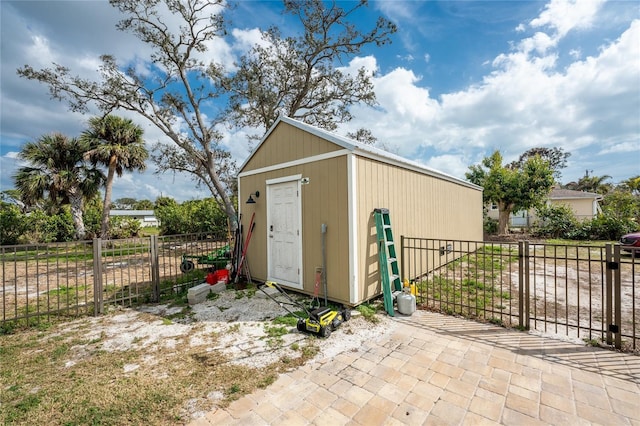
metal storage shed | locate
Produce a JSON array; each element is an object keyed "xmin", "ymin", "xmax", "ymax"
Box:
[{"xmin": 237, "ymin": 115, "xmax": 483, "ymax": 306}]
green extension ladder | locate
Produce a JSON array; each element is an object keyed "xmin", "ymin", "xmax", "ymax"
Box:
[{"xmin": 373, "ymin": 208, "xmax": 403, "ymax": 316}]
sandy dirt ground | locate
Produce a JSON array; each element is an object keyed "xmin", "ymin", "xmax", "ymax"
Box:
[{"xmin": 49, "ymin": 287, "xmax": 397, "ymax": 420}]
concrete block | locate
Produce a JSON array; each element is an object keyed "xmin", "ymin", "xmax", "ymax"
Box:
[
  {"xmin": 210, "ymin": 282, "xmax": 226, "ymax": 293},
  {"xmin": 187, "ymin": 283, "xmax": 211, "ymax": 305}
]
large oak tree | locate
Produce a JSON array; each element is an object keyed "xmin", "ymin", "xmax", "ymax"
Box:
[{"xmin": 18, "ymin": 0, "xmax": 395, "ymax": 228}]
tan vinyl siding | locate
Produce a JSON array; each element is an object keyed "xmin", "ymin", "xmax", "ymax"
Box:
[
  {"xmin": 242, "ymin": 122, "xmax": 343, "ymax": 172},
  {"xmin": 355, "ymin": 156, "xmax": 483, "ymax": 303},
  {"xmin": 550, "ymin": 198, "xmax": 596, "ymax": 220},
  {"xmin": 239, "ymin": 118, "xmax": 483, "ymax": 306},
  {"xmin": 239, "ymin": 156, "xmax": 351, "ymax": 304}
]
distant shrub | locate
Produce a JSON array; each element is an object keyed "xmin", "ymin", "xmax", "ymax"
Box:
[
  {"xmin": 483, "ymin": 217, "xmax": 498, "ymax": 235},
  {"xmin": 533, "ymin": 204, "xmax": 578, "ymax": 238}
]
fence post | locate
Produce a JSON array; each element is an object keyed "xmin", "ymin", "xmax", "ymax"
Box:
[
  {"xmin": 92, "ymin": 238, "xmax": 103, "ymax": 315},
  {"xmin": 524, "ymin": 241, "xmax": 531, "ymax": 330},
  {"xmin": 150, "ymin": 235, "xmax": 160, "ymax": 303},
  {"xmin": 613, "ymin": 244, "xmax": 622, "ymax": 349},
  {"xmin": 605, "ymin": 244, "xmax": 613, "ymax": 345},
  {"xmin": 518, "ymin": 241, "xmax": 524, "ymax": 329}
]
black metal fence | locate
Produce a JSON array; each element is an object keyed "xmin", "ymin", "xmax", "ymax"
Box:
[
  {"xmin": 1, "ymin": 234, "xmax": 230, "ymax": 331},
  {"xmin": 4, "ymin": 234, "xmax": 639, "ymax": 353},
  {"xmin": 401, "ymin": 237, "xmax": 639, "ymax": 353}
]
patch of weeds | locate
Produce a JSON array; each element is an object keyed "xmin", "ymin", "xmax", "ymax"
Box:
[
  {"xmin": 258, "ymin": 374, "xmax": 276, "ymax": 389},
  {"xmin": 488, "ymin": 317, "xmax": 504, "ymax": 327},
  {"xmin": 356, "ymin": 304, "xmax": 379, "ymax": 323},
  {"xmin": 7, "ymin": 393, "xmax": 42, "ymax": 422},
  {"xmin": 234, "ymin": 290, "xmax": 245, "ymax": 299},
  {"xmin": 162, "ymin": 318, "xmax": 173, "ymax": 325},
  {"xmin": 264, "ymin": 325, "xmax": 288, "ymax": 338},
  {"xmin": 267, "ymin": 337, "xmax": 283, "ymax": 348},
  {"xmin": 51, "ymin": 343, "xmax": 69, "ymax": 361},
  {"xmin": 226, "ymin": 384, "xmax": 241, "ymax": 396},
  {"xmin": 47, "ymin": 285, "xmax": 88, "ymax": 297},
  {"xmin": 264, "ymin": 325, "xmax": 288, "ymax": 348},
  {"xmin": 165, "ymin": 306, "xmax": 192, "ymax": 321},
  {"xmin": 290, "ymin": 342, "xmax": 300, "ymax": 351},
  {"xmin": 206, "ymin": 291, "xmax": 220, "ymax": 301},
  {"xmin": 245, "ymin": 283, "xmax": 257, "ymax": 298},
  {"xmin": 89, "ymin": 332, "xmax": 106, "ymax": 344},
  {"xmin": 301, "ymin": 343, "xmax": 319, "ymax": 358},
  {"xmin": 280, "ymin": 355, "xmax": 291, "ymax": 364},
  {"xmin": 228, "ymin": 324, "xmax": 241, "ymax": 333},
  {"xmin": 583, "ymin": 338, "xmax": 600, "ymax": 347},
  {"xmin": 515, "ymin": 325, "xmax": 527, "ymax": 331},
  {"xmin": 1, "ymin": 321, "xmax": 16, "ymax": 335},
  {"xmin": 272, "ymin": 313, "xmax": 302, "ymax": 327}
]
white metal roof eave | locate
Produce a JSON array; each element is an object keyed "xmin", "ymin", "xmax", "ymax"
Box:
[
  {"xmin": 551, "ymin": 195, "xmax": 603, "ymax": 201},
  {"xmin": 236, "ymin": 115, "xmax": 481, "ymax": 191}
]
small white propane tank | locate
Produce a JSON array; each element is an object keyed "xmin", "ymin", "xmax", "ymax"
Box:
[{"xmin": 397, "ymin": 287, "xmax": 416, "ymax": 315}]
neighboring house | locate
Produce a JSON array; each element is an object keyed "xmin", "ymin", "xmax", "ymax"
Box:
[
  {"xmin": 237, "ymin": 115, "xmax": 483, "ymax": 306},
  {"xmin": 109, "ymin": 210, "xmax": 160, "ymax": 227},
  {"xmin": 487, "ymin": 187, "xmax": 603, "ymax": 228}
]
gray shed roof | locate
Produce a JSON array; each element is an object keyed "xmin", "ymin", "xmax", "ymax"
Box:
[
  {"xmin": 109, "ymin": 210, "xmax": 156, "ymax": 216},
  {"xmin": 550, "ymin": 188, "xmax": 603, "ymax": 200},
  {"xmin": 239, "ymin": 115, "xmax": 481, "ymax": 191}
]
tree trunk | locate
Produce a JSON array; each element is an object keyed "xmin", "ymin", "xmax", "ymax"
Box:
[
  {"xmin": 100, "ymin": 156, "xmax": 117, "ymax": 239},
  {"xmin": 497, "ymin": 202, "xmax": 513, "ymax": 235},
  {"xmin": 68, "ymin": 187, "xmax": 86, "ymax": 240},
  {"xmin": 206, "ymin": 156, "xmax": 238, "ymax": 232}
]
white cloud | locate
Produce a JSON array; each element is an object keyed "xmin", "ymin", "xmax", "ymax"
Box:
[
  {"xmin": 569, "ymin": 48, "xmax": 581, "ymax": 59},
  {"xmin": 517, "ymin": 31, "xmax": 557, "ymax": 55},
  {"xmin": 336, "ymin": 55, "xmax": 379, "ymax": 80},
  {"xmin": 232, "ymin": 28, "xmax": 269, "ymax": 51},
  {"xmin": 530, "ymin": 0, "xmax": 605, "ymax": 38},
  {"xmin": 423, "ymin": 154, "xmax": 473, "ymax": 180},
  {"xmin": 343, "ymin": 13, "xmax": 639, "ymax": 183}
]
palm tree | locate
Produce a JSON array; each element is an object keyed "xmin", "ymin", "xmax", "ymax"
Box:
[
  {"xmin": 564, "ymin": 172, "xmax": 612, "ymax": 195},
  {"xmin": 620, "ymin": 175, "xmax": 640, "ymax": 196},
  {"xmin": 81, "ymin": 115, "xmax": 148, "ymax": 239},
  {"xmin": 13, "ymin": 133, "xmax": 104, "ymax": 240}
]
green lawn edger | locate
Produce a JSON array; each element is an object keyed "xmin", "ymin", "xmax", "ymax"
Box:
[{"xmin": 260, "ymin": 281, "xmax": 350, "ymax": 338}]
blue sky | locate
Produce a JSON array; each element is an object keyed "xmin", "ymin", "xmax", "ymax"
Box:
[{"xmin": 1, "ymin": 0, "xmax": 638, "ymax": 203}]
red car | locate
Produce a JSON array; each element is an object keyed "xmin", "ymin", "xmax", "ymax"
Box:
[{"xmin": 620, "ymin": 232, "xmax": 640, "ymax": 252}]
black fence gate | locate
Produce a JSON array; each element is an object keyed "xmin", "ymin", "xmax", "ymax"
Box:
[{"xmin": 401, "ymin": 237, "xmax": 639, "ymax": 353}]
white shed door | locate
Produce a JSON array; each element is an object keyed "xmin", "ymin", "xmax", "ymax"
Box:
[{"xmin": 267, "ymin": 179, "xmax": 302, "ymax": 289}]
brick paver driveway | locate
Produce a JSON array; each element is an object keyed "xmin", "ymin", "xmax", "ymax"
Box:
[{"xmin": 191, "ymin": 310, "xmax": 640, "ymax": 425}]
